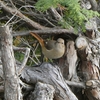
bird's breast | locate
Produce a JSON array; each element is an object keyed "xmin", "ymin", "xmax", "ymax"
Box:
[{"xmin": 42, "ymin": 45, "xmax": 65, "ymax": 59}]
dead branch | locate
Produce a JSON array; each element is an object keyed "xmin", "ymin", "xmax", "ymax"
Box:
[
  {"xmin": 86, "ymin": 80, "xmax": 100, "ymax": 88},
  {"xmin": 21, "ymin": 62, "xmax": 78, "ymax": 100},
  {"xmin": 0, "ymin": 0, "xmax": 48, "ymax": 29},
  {"xmin": 85, "ymin": 79, "xmax": 100, "ymax": 100},
  {"xmin": 65, "ymin": 80, "xmax": 86, "ymax": 88},
  {"xmin": 12, "ymin": 29, "xmax": 74, "ymax": 36},
  {"xmin": 66, "ymin": 41, "xmax": 78, "ymax": 80},
  {"xmin": 75, "ymin": 36, "xmax": 88, "ymax": 50},
  {"xmin": 50, "ymin": 7, "xmax": 62, "ymax": 21},
  {"xmin": 18, "ymin": 47, "xmax": 30, "ymax": 75},
  {"xmin": 76, "ymin": 35, "xmax": 100, "ymax": 100}
]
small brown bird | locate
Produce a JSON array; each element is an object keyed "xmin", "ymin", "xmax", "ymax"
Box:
[{"xmin": 30, "ymin": 32, "xmax": 65, "ymax": 59}]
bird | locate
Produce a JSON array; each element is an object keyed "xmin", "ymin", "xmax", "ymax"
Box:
[{"xmin": 30, "ymin": 32, "xmax": 65, "ymax": 59}]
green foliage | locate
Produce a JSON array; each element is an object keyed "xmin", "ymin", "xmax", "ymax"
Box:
[
  {"xmin": 15, "ymin": 52, "xmax": 24, "ymax": 62},
  {"xmin": 35, "ymin": 0, "xmax": 100, "ymax": 31},
  {"xmin": 35, "ymin": 0, "xmax": 62, "ymax": 11}
]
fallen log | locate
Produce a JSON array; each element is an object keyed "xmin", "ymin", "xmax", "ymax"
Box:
[{"xmin": 21, "ymin": 62, "xmax": 78, "ymax": 100}]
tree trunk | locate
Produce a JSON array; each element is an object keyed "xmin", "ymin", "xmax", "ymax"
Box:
[{"xmin": 0, "ymin": 26, "xmax": 22, "ymax": 100}]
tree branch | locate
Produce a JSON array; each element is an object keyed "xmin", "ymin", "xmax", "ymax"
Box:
[
  {"xmin": 0, "ymin": 0, "xmax": 49, "ymax": 29},
  {"xmin": 50, "ymin": 7, "xmax": 62, "ymax": 21},
  {"xmin": 17, "ymin": 47, "xmax": 30, "ymax": 75},
  {"xmin": 65, "ymin": 80, "xmax": 86, "ymax": 88},
  {"xmin": 12, "ymin": 28, "xmax": 74, "ymax": 36}
]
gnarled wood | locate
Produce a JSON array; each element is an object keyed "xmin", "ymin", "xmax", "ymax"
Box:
[
  {"xmin": 77, "ymin": 35, "xmax": 100, "ymax": 100},
  {"xmin": 21, "ymin": 62, "xmax": 78, "ymax": 100},
  {"xmin": 75, "ymin": 36, "xmax": 88, "ymax": 50},
  {"xmin": 32, "ymin": 82, "xmax": 55, "ymax": 100}
]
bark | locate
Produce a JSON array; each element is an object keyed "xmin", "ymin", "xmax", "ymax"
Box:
[
  {"xmin": 50, "ymin": 7, "xmax": 62, "ymax": 21},
  {"xmin": 98, "ymin": 0, "xmax": 100, "ymax": 12},
  {"xmin": 66, "ymin": 41, "xmax": 78, "ymax": 80},
  {"xmin": 88, "ymin": 0, "xmax": 98, "ymax": 11},
  {"xmin": 75, "ymin": 36, "xmax": 88, "ymax": 50},
  {"xmin": 86, "ymin": 80, "xmax": 100, "ymax": 88},
  {"xmin": 32, "ymin": 82, "xmax": 55, "ymax": 100},
  {"xmin": 21, "ymin": 62, "xmax": 78, "ymax": 100},
  {"xmin": 12, "ymin": 29, "xmax": 74, "ymax": 37},
  {"xmin": 76, "ymin": 34, "xmax": 100, "ymax": 100},
  {"xmin": 0, "ymin": 26, "xmax": 22, "ymax": 100}
]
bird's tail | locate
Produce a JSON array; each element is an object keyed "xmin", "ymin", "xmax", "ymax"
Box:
[{"xmin": 30, "ymin": 32, "xmax": 45, "ymax": 47}]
